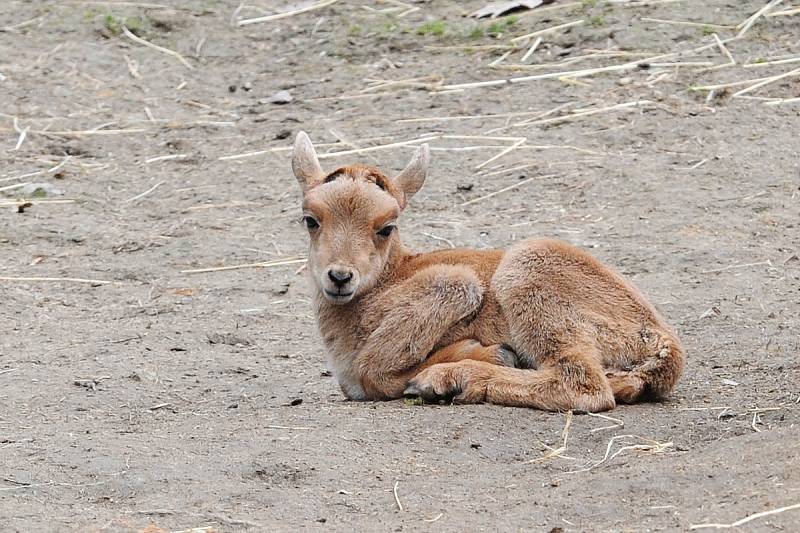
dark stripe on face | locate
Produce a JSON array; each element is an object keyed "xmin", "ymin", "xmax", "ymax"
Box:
[
  {"xmin": 324, "ymin": 169, "xmax": 346, "ymax": 183},
  {"xmin": 324, "ymin": 168, "xmax": 388, "ymax": 191},
  {"xmin": 367, "ymin": 172, "xmax": 387, "ymax": 190}
]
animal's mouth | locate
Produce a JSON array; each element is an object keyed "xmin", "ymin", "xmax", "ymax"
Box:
[{"xmin": 323, "ymin": 289, "xmax": 354, "ymax": 302}]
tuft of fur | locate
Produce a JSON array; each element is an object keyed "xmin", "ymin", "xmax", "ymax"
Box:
[{"xmin": 292, "ymin": 132, "xmax": 685, "ymax": 412}]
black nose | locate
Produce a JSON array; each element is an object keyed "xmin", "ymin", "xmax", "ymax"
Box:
[{"xmin": 328, "ymin": 269, "xmax": 353, "ymax": 287}]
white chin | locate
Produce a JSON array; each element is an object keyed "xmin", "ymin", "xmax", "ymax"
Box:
[{"xmin": 323, "ymin": 289, "xmax": 355, "ymax": 304}]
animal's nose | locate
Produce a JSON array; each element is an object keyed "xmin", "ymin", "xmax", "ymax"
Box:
[{"xmin": 328, "ymin": 269, "xmax": 353, "ymax": 287}]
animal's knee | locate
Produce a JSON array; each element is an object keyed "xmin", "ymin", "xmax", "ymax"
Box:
[
  {"xmin": 538, "ymin": 386, "xmax": 616, "ymax": 412},
  {"xmin": 421, "ymin": 265, "xmax": 484, "ymax": 313},
  {"xmin": 574, "ymin": 392, "xmax": 616, "ymax": 412},
  {"xmin": 358, "ymin": 368, "xmax": 403, "ymax": 400},
  {"xmin": 607, "ymin": 372, "xmax": 645, "ymax": 404},
  {"xmin": 554, "ymin": 355, "xmax": 616, "ymax": 411}
]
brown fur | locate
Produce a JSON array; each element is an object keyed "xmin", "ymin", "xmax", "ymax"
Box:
[{"xmin": 292, "ymin": 132, "xmax": 685, "ymax": 412}]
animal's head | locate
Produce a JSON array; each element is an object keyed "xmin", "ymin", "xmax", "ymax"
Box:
[{"xmin": 292, "ymin": 131, "xmax": 429, "ymax": 304}]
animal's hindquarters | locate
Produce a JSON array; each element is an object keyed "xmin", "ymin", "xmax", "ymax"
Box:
[{"xmin": 490, "ymin": 238, "xmax": 684, "ymax": 405}]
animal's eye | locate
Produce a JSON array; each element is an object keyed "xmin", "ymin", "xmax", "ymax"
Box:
[
  {"xmin": 303, "ymin": 216, "xmax": 320, "ymax": 230},
  {"xmin": 376, "ymin": 225, "xmax": 395, "ymax": 237}
]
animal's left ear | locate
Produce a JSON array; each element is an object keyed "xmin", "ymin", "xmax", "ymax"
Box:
[
  {"xmin": 292, "ymin": 131, "xmax": 324, "ymax": 193},
  {"xmin": 393, "ymin": 143, "xmax": 429, "ymax": 207}
]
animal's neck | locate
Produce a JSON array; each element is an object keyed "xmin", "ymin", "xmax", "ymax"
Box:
[
  {"xmin": 311, "ymin": 235, "xmax": 417, "ymax": 399},
  {"xmin": 381, "ymin": 233, "xmax": 413, "ymax": 281}
]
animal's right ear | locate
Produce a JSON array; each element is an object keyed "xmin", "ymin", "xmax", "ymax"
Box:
[{"xmin": 292, "ymin": 131, "xmax": 324, "ymax": 193}]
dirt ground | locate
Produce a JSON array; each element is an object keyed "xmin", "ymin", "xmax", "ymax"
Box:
[{"xmin": 1, "ymin": 0, "xmax": 799, "ymax": 531}]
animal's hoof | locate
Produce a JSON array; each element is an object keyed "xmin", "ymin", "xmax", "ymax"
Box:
[
  {"xmin": 404, "ymin": 381, "xmax": 459, "ymax": 403},
  {"xmin": 406, "ymin": 365, "xmax": 465, "ymax": 403},
  {"xmin": 403, "ymin": 383, "xmax": 422, "ymax": 397},
  {"xmin": 496, "ymin": 345, "xmax": 519, "ymax": 368}
]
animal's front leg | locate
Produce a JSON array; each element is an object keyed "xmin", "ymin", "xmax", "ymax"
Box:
[
  {"xmin": 405, "ymin": 360, "xmax": 500, "ymax": 404},
  {"xmin": 362, "ymin": 340, "xmax": 516, "ymax": 400},
  {"xmin": 356, "ymin": 265, "xmax": 485, "ymax": 399}
]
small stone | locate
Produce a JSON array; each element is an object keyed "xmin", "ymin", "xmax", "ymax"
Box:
[
  {"xmin": 271, "ymin": 282, "xmax": 291, "ymax": 296},
  {"xmin": 207, "ymin": 332, "xmax": 252, "ymax": 346},
  {"xmin": 21, "ymin": 183, "xmax": 63, "ymax": 198},
  {"xmin": 265, "ymin": 90, "xmax": 292, "ymax": 104}
]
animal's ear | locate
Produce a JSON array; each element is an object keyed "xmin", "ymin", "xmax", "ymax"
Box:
[
  {"xmin": 292, "ymin": 131, "xmax": 324, "ymax": 193},
  {"xmin": 393, "ymin": 143, "xmax": 429, "ymax": 206}
]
